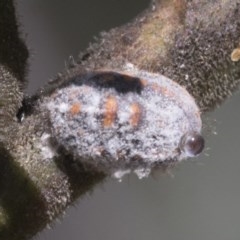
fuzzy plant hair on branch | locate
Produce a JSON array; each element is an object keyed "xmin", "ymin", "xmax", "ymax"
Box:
[
  {"xmin": 0, "ymin": 0, "xmax": 28, "ymax": 142},
  {"xmin": 1, "ymin": 0, "xmax": 240, "ymax": 239}
]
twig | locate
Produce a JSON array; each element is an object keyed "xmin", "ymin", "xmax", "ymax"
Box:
[{"xmin": 0, "ymin": 0, "xmax": 240, "ymax": 239}]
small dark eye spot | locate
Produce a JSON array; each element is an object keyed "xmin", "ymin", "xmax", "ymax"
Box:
[
  {"xmin": 180, "ymin": 132, "xmax": 205, "ymax": 157},
  {"xmin": 16, "ymin": 96, "xmax": 37, "ymax": 123}
]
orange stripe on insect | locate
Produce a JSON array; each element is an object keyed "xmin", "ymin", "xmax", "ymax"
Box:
[
  {"xmin": 140, "ymin": 79, "xmax": 148, "ymax": 87},
  {"xmin": 129, "ymin": 103, "xmax": 141, "ymax": 127},
  {"xmin": 150, "ymin": 83, "xmax": 175, "ymax": 98},
  {"xmin": 103, "ymin": 96, "xmax": 118, "ymax": 127},
  {"xmin": 69, "ymin": 102, "xmax": 81, "ymax": 115}
]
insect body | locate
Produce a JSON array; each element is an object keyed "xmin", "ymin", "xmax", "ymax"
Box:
[{"xmin": 45, "ymin": 69, "xmax": 204, "ymax": 178}]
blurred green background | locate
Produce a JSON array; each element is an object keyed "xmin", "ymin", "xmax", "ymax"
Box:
[{"xmin": 16, "ymin": 1, "xmax": 240, "ymax": 240}]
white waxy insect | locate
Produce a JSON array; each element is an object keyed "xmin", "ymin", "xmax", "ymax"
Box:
[{"xmin": 45, "ymin": 67, "xmax": 204, "ymax": 179}]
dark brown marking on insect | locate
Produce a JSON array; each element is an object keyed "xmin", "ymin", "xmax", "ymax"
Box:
[
  {"xmin": 103, "ymin": 96, "xmax": 118, "ymax": 128},
  {"xmin": 129, "ymin": 102, "xmax": 142, "ymax": 127},
  {"xmin": 69, "ymin": 102, "xmax": 81, "ymax": 115},
  {"xmin": 71, "ymin": 71, "xmax": 144, "ymax": 94}
]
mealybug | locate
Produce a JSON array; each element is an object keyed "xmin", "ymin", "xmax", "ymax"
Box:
[{"xmin": 44, "ymin": 67, "xmax": 204, "ymax": 179}]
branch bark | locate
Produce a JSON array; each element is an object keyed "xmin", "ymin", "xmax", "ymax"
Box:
[{"xmin": 1, "ymin": 0, "xmax": 240, "ymax": 239}]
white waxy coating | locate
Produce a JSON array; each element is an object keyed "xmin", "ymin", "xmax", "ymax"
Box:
[{"xmin": 44, "ymin": 68, "xmax": 203, "ymax": 179}]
